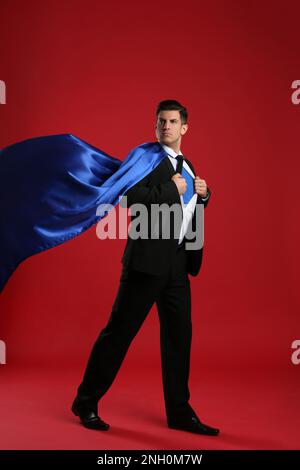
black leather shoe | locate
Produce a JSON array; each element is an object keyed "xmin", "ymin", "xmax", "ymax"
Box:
[
  {"xmin": 71, "ymin": 398, "xmax": 110, "ymax": 431},
  {"xmin": 168, "ymin": 416, "xmax": 219, "ymax": 435}
]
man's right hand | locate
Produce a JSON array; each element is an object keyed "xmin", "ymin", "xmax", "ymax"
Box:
[{"xmin": 171, "ymin": 173, "xmax": 187, "ymax": 195}]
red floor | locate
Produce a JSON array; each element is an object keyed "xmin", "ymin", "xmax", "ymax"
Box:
[{"xmin": 0, "ymin": 364, "xmax": 299, "ymax": 450}]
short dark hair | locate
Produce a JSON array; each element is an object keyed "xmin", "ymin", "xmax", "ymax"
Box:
[{"xmin": 156, "ymin": 99, "xmax": 188, "ymax": 124}]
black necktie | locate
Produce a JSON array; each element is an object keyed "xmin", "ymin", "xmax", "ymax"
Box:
[{"xmin": 175, "ymin": 155, "xmax": 184, "ymax": 174}]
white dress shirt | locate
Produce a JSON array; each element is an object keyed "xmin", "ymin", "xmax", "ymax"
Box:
[{"xmin": 160, "ymin": 143, "xmax": 200, "ymax": 244}]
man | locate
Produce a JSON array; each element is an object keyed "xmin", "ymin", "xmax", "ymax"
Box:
[{"xmin": 72, "ymin": 100, "xmax": 219, "ymax": 436}]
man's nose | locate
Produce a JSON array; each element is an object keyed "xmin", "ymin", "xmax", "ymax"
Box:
[{"xmin": 162, "ymin": 122, "xmax": 170, "ymax": 129}]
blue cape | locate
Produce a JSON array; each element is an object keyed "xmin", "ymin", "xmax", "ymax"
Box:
[{"xmin": 0, "ymin": 134, "xmax": 167, "ymax": 293}]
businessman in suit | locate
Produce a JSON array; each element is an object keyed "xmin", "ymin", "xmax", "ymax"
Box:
[{"xmin": 72, "ymin": 100, "xmax": 219, "ymax": 436}]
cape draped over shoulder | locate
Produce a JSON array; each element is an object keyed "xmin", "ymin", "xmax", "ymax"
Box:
[{"xmin": 0, "ymin": 133, "xmax": 167, "ymax": 292}]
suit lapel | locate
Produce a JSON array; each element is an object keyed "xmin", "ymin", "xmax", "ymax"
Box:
[
  {"xmin": 159, "ymin": 147, "xmax": 196, "ymax": 188},
  {"xmin": 163, "ymin": 153, "xmax": 195, "ymax": 178},
  {"xmin": 162, "ymin": 154, "xmax": 176, "ymax": 177},
  {"xmin": 182, "ymin": 157, "xmax": 195, "ymax": 177}
]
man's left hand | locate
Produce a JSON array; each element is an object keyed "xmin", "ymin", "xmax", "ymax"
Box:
[{"xmin": 194, "ymin": 176, "xmax": 208, "ymax": 198}]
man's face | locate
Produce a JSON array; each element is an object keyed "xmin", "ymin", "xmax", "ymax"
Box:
[{"xmin": 155, "ymin": 110, "xmax": 188, "ymax": 147}]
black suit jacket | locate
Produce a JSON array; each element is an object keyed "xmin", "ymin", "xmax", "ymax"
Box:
[{"xmin": 120, "ymin": 153, "xmax": 211, "ymax": 277}]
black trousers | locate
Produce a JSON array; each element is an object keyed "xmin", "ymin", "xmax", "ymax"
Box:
[{"xmin": 76, "ymin": 244, "xmax": 192, "ymax": 421}]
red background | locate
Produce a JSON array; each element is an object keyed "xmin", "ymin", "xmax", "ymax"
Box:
[{"xmin": 0, "ymin": 0, "xmax": 299, "ymax": 450}]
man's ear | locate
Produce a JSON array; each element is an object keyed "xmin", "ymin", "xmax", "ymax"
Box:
[{"xmin": 181, "ymin": 123, "xmax": 188, "ymax": 135}]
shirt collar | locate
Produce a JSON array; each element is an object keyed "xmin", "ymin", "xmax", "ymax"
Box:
[{"xmin": 159, "ymin": 143, "xmax": 183, "ymax": 159}]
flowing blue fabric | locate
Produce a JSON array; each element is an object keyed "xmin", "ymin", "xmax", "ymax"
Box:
[{"xmin": 0, "ymin": 134, "xmax": 167, "ymax": 293}]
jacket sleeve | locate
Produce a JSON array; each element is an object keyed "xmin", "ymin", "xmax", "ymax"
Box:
[{"xmin": 199, "ymin": 187, "xmax": 211, "ymax": 208}]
